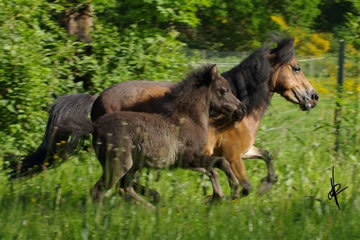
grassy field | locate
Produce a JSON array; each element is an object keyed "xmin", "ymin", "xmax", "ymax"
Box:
[{"xmin": 0, "ymin": 94, "xmax": 359, "ymax": 239}]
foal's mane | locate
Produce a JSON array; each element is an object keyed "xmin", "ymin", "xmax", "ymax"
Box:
[
  {"xmin": 162, "ymin": 64, "xmax": 214, "ymax": 115},
  {"xmin": 222, "ymin": 37, "xmax": 295, "ymax": 115}
]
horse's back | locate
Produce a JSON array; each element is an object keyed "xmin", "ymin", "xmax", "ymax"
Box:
[{"xmin": 91, "ymin": 80, "xmax": 175, "ymax": 120}]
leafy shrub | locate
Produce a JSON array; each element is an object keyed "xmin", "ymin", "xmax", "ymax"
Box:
[{"xmin": 0, "ymin": 0, "xmax": 199, "ymax": 154}]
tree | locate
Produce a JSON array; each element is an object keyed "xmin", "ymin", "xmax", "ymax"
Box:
[{"xmin": 180, "ymin": 0, "xmax": 322, "ymax": 51}]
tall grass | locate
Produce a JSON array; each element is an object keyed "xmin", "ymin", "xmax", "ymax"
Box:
[{"xmin": 0, "ymin": 95, "xmax": 359, "ymax": 239}]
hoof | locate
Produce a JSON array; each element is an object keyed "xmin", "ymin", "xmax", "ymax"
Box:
[
  {"xmin": 258, "ymin": 175, "xmax": 277, "ymax": 196},
  {"xmin": 237, "ymin": 182, "xmax": 252, "ymax": 198},
  {"xmin": 261, "ymin": 175, "xmax": 278, "ymax": 183},
  {"xmin": 205, "ymin": 194, "xmax": 223, "ymax": 204},
  {"xmin": 147, "ymin": 190, "xmax": 162, "ymax": 204},
  {"xmin": 240, "ymin": 188, "xmax": 250, "ymax": 198}
]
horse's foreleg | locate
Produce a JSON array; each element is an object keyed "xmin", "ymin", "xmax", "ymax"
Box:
[
  {"xmin": 242, "ymin": 146, "xmax": 278, "ymax": 195},
  {"xmin": 220, "ymin": 125, "xmax": 253, "ymax": 197},
  {"xmin": 220, "ymin": 150, "xmax": 250, "ymax": 197},
  {"xmin": 221, "ymin": 142, "xmax": 252, "ymax": 197},
  {"xmin": 227, "ymin": 157, "xmax": 252, "ymax": 197}
]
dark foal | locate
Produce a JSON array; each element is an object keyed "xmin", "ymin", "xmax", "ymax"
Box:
[{"xmin": 58, "ymin": 65, "xmax": 245, "ymax": 207}]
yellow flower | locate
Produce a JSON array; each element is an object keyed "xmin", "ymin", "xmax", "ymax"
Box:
[{"xmin": 271, "ymin": 15, "xmax": 288, "ymax": 30}]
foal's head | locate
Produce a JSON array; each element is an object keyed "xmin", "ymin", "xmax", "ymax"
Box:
[
  {"xmin": 207, "ymin": 65, "xmax": 245, "ymax": 121},
  {"xmin": 270, "ymin": 38, "xmax": 319, "ymax": 111},
  {"xmin": 169, "ymin": 64, "xmax": 245, "ymax": 122}
]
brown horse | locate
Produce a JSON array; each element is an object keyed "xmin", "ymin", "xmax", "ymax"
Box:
[
  {"xmin": 57, "ymin": 65, "xmax": 245, "ymax": 206},
  {"xmin": 7, "ymin": 37, "xmax": 318, "ymax": 199}
]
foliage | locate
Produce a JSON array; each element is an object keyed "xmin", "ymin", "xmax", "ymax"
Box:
[
  {"xmin": 181, "ymin": 0, "xmax": 324, "ymax": 51},
  {"xmin": 315, "ymin": 0, "xmax": 358, "ymax": 35},
  {"xmin": 0, "ymin": 0, "xmax": 79, "ymax": 153},
  {"xmin": 89, "ymin": 24, "xmax": 194, "ymax": 92},
  {"xmin": 271, "ymin": 15, "xmax": 332, "ymax": 56},
  {"xmin": 0, "ymin": 0, "xmax": 198, "ymax": 152},
  {"xmin": 92, "ymin": 0, "xmax": 211, "ymax": 28}
]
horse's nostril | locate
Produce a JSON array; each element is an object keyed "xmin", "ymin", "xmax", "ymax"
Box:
[{"xmin": 312, "ymin": 92, "xmax": 319, "ymax": 101}]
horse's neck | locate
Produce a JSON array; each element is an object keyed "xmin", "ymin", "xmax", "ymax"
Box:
[
  {"xmin": 245, "ymin": 93, "xmax": 273, "ymax": 138},
  {"xmin": 227, "ymin": 70, "xmax": 274, "ymax": 136}
]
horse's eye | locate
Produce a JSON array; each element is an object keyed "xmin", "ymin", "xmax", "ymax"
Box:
[
  {"xmin": 220, "ymin": 87, "xmax": 228, "ymax": 95},
  {"xmin": 292, "ymin": 65, "xmax": 301, "ymax": 72}
]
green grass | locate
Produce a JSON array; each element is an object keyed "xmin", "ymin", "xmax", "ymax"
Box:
[{"xmin": 1, "ymin": 95, "xmax": 360, "ymax": 239}]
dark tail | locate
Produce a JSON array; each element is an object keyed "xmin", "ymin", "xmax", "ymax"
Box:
[{"xmin": 5, "ymin": 93, "xmax": 96, "ymax": 179}]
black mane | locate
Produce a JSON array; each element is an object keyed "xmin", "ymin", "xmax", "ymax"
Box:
[
  {"xmin": 162, "ymin": 64, "xmax": 214, "ymax": 114},
  {"xmin": 169, "ymin": 64, "xmax": 213, "ymax": 95},
  {"xmin": 222, "ymin": 37, "xmax": 295, "ymax": 115}
]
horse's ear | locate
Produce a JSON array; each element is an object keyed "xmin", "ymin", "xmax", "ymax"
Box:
[
  {"xmin": 210, "ymin": 64, "xmax": 218, "ymax": 82},
  {"xmin": 270, "ymin": 37, "xmax": 295, "ymax": 64}
]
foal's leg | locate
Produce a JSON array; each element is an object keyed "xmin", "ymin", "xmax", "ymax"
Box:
[
  {"xmin": 123, "ymin": 186, "xmax": 155, "ymax": 209},
  {"xmin": 91, "ymin": 146, "xmax": 133, "ymax": 202},
  {"xmin": 118, "ymin": 171, "xmax": 156, "ymax": 209},
  {"xmin": 118, "ymin": 176, "xmax": 162, "ymax": 204},
  {"xmin": 210, "ymin": 157, "xmax": 240, "ymax": 198},
  {"xmin": 190, "ymin": 168, "xmax": 224, "ymax": 200},
  {"xmin": 186, "ymin": 155, "xmax": 240, "ymax": 199},
  {"xmin": 242, "ymin": 146, "xmax": 278, "ymax": 195}
]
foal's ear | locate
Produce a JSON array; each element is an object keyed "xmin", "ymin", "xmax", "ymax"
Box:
[{"xmin": 210, "ymin": 64, "xmax": 218, "ymax": 82}]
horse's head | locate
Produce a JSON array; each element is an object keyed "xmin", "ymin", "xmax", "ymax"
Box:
[
  {"xmin": 208, "ymin": 65, "xmax": 246, "ymax": 121},
  {"xmin": 270, "ymin": 38, "xmax": 319, "ymax": 111}
]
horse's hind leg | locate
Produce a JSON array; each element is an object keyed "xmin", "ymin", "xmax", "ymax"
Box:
[
  {"xmin": 123, "ymin": 186, "xmax": 155, "ymax": 209},
  {"xmin": 242, "ymin": 146, "xmax": 278, "ymax": 195},
  {"xmin": 117, "ymin": 170, "xmax": 155, "ymax": 208},
  {"xmin": 91, "ymin": 146, "xmax": 133, "ymax": 202},
  {"xmin": 118, "ymin": 175, "xmax": 162, "ymax": 204}
]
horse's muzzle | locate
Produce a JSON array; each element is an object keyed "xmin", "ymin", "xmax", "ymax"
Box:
[
  {"xmin": 300, "ymin": 90, "xmax": 319, "ymax": 111},
  {"xmin": 233, "ymin": 103, "xmax": 246, "ymax": 121}
]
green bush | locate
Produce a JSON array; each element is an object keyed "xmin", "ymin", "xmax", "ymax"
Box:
[{"xmin": 0, "ymin": 0, "xmax": 198, "ymax": 154}]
